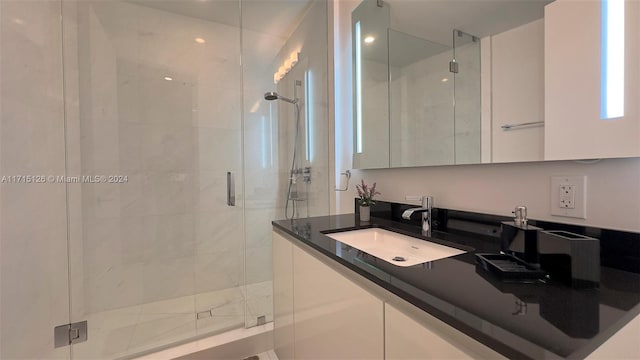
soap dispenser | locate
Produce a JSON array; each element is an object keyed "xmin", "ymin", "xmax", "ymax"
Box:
[{"xmin": 501, "ymin": 206, "xmax": 543, "ymax": 264}]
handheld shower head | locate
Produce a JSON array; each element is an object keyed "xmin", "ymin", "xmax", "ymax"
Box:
[{"xmin": 264, "ymin": 91, "xmax": 298, "ymax": 104}]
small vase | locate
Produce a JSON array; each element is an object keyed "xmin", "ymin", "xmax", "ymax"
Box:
[{"xmin": 360, "ymin": 205, "xmax": 370, "ymax": 222}]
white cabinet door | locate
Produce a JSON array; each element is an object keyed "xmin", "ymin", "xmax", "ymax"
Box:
[
  {"xmin": 489, "ymin": 19, "xmax": 545, "ymax": 163},
  {"xmin": 272, "ymin": 232, "xmax": 295, "ymax": 359},
  {"xmin": 385, "ymin": 303, "xmax": 504, "ymax": 360},
  {"xmin": 293, "ymin": 245, "xmax": 384, "ymax": 359},
  {"xmin": 544, "ymin": 0, "xmax": 640, "ymax": 160}
]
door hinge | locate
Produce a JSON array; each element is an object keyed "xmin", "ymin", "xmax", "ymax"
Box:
[
  {"xmin": 54, "ymin": 320, "xmax": 88, "ymax": 348},
  {"xmin": 449, "ymin": 60, "xmax": 459, "ymax": 74}
]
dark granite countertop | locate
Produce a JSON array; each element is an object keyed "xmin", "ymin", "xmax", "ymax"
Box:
[{"xmin": 272, "ymin": 213, "xmax": 640, "ymax": 360}]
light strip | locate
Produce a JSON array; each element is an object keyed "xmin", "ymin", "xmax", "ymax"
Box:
[
  {"xmin": 601, "ymin": 0, "xmax": 625, "ymax": 119},
  {"xmin": 261, "ymin": 116, "xmax": 267, "ymax": 168},
  {"xmin": 269, "ymin": 112, "xmax": 273, "ymax": 167},
  {"xmin": 305, "ymin": 70, "xmax": 314, "ymax": 162},
  {"xmin": 355, "ymin": 21, "xmax": 363, "ymax": 153}
]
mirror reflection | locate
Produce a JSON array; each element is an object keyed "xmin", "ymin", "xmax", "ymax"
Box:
[
  {"xmin": 389, "ymin": 29, "xmax": 481, "ymax": 167},
  {"xmin": 352, "ymin": 0, "xmax": 640, "ymax": 169}
]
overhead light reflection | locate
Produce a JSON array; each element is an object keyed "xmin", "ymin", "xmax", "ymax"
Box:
[{"xmin": 250, "ymin": 100, "xmax": 261, "ymax": 113}]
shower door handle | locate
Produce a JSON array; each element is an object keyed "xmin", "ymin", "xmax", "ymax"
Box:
[{"xmin": 227, "ymin": 171, "xmax": 235, "ymax": 206}]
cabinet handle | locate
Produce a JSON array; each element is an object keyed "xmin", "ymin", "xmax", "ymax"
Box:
[{"xmin": 227, "ymin": 172, "xmax": 235, "ymax": 206}]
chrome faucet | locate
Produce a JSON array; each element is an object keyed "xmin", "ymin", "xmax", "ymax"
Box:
[
  {"xmin": 513, "ymin": 205, "xmax": 528, "ymax": 226},
  {"xmin": 402, "ymin": 196, "xmax": 433, "ymax": 235}
]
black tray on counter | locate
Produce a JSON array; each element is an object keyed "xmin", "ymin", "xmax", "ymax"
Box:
[{"xmin": 475, "ymin": 253, "xmax": 545, "ymax": 283}]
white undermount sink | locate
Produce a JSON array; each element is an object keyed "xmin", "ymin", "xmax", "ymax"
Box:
[{"xmin": 324, "ymin": 228, "xmax": 466, "ymax": 267}]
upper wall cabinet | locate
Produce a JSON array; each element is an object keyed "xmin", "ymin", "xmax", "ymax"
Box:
[
  {"xmin": 545, "ymin": 0, "xmax": 640, "ymax": 160},
  {"xmin": 352, "ymin": 0, "xmax": 639, "ymax": 169}
]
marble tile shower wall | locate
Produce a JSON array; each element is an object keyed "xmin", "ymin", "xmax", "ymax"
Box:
[
  {"xmin": 68, "ymin": 2, "xmax": 247, "ymax": 313},
  {"xmin": 390, "ymin": 49, "xmax": 455, "ymax": 166}
]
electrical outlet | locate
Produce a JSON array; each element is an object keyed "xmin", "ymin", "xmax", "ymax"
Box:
[
  {"xmin": 551, "ymin": 176, "xmax": 587, "ymax": 218},
  {"xmin": 559, "ymin": 185, "xmax": 576, "ymax": 209}
]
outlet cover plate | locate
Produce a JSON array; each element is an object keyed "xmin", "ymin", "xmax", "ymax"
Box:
[{"xmin": 551, "ymin": 176, "xmax": 587, "ymax": 218}]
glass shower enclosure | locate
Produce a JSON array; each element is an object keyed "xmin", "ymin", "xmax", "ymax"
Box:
[{"xmin": 0, "ymin": 0, "xmax": 329, "ymax": 358}]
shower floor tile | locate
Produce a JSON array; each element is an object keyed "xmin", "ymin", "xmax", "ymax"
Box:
[
  {"xmin": 72, "ymin": 281, "xmax": 272, "ymax": 359},
  {"xmin": 255, "ymin": 349, "xmax": 280, "ymax": 360}
]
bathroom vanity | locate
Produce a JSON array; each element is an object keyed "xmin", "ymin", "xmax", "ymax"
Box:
[{"xmin": 271, "ymin": 207, "xmax": 640, "ymax": 359}]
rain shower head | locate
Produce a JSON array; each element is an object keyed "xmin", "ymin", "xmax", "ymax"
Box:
[
  {"xmin": 264, "ymin": 91, "xmax": 298, "ymax": 104},
  {"xmin": 264, "ymin": 91, "xmax": 278, "ymax": 101}
]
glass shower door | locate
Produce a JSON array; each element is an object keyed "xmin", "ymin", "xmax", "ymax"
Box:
[
  {"xmin": 1, "ymin": 2, "xmax": 72, "ymax": 358},
  {"xmin": 61, "ymin": 1, "xmax": 245, "ymax": 358},
  {"xmin": 4, "ymin": 0, "xmax": 329, "ymax": 358},
  {"xmin": 241, "ymin": 0, "xmax": 331, "ymax": 328},
  {"xmin": 388, "ymin": 29, "xmax": 455, "ymax": 167}
]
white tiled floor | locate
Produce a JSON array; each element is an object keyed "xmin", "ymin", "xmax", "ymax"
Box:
[{"xmin": 72, "ymin": 281, "xmax": 273, "ymax": 359}]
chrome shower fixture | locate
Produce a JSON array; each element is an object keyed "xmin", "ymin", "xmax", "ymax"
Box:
[
  {"xmin": 264, "ymin": 83, "xmax": 304, "ymax": 219},
  {"xmin": 264, "ymin": 91, "xmax": 298, "ymax": 104}
]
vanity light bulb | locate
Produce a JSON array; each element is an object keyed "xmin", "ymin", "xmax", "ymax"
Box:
[
  {"xmin": 364, "ymin": 36, "xmax": 375, "ymax": 44},
  {"xmin": 164, "ymin": 76, "xmax": 173, "ymax": 81},
  {"xmin": 441, "ymin": 78, "xmax": 449, "ymax": 82},
  {"xmin": 289, "ymin": 51, "xmax": 299, "ymax": 66},
  {"xmin": 194, "ymin": 37, "xmax": 206, "ymax": 44}
]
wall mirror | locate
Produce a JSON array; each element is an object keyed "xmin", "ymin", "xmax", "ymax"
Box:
[{"xmin": 352, "ymin": 0, "xmax": 640, "ymax": 169}]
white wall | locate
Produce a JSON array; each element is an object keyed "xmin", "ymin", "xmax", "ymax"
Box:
[
  {"xmin": 346, "ymin": 158, "xmax": 640, "ymax": 232},
  {"xmin": 334, "ymin": 0, "xmax": 360, "ymax": 214},
  {"xmin": 334, "ymin": 0, "xmax": 640, "ymax": 233}
]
